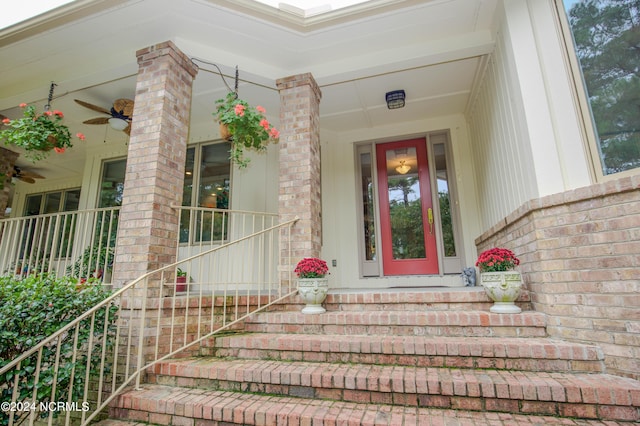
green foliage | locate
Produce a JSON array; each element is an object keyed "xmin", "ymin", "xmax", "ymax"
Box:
[
  {"xmin": 66, "ymin": 244, "xmax": 115, "ymax": 279},
  {"xmin": 0, "ymin": 104, "xmax": 84, "ymax": 162},
  {"xmin": 0, "ymin": 274, "xmax": 117, "ymax": 425},
  {"xmin": 438, "ymin": 191, "xmax": 456, "ymax": 257},
  {"xmin": 568, "ymin": 0, "xmax": 640, "ymax": 174},
  {"xmin": 388, "ymin": 177, "xmax": 426, "ymax": 259},
  {"xmin": 215, "ymin": 92, "xmax": 280, "ymax": 168},
  {"xmin": 67, "ymin": 210, "xmax": 118, "ymax": 279}
]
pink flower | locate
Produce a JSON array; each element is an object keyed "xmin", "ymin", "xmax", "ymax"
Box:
[
  {"xmin": 43, "ymin": 111, "xmax": 52, "ymax": 116},
  {"xmin": 256, "ymin": 106, "xmax": 266, "ymax": 114},
  {"xmin": 19, "ymin": 103, "xmax": 27, "ymax": 108},
  {"xmin": 295, "ymin": 257, "xmax": 329, "ymax": 278},
  {"xmin": 76, "ymin": 132, "xmax": 86, "ymax": 141},
  {"xmin": 52, "ymin": 110, "xmax": 64, "ymax": 118},
  {"xmin": 2, "ymin": 118, "xmax": 10, "ymax": 124},
  {"xmin": 234, "ymin": 104, "xmax": 245, "ymax": 117},
  {"xmin": 48, "ymin": 302, "xmax": 53, "ymax": 308},
  {"xmin": 260, "ymin": 119, "xmax": 270, "ymax": 130},
  {"xmin": 269, "ymin": 128, "xmax": 280, "ymax": 139},
  {"xmin": 54, "ymin": 147, "xmax": 65, "ymax": 153}
]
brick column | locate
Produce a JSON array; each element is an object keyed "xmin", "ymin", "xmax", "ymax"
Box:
[
  {"xmin": 112, "ymin": 41, "xmax": 198, "ymax": 288},
  {"xmin": 276, "ymin": 73, "xmax": 322, "ymax": 270},
  {"xmin": 0, "ymin": 148, "xmax": 19, "ymax": 219}
]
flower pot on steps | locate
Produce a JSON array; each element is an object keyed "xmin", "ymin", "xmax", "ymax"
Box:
[{"xmin": 480, "ymin": 271, "xmax": 523, "ymax": 313}]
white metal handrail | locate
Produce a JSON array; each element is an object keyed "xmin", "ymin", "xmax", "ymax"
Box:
[{"xmin": 0, "ymin": 217, "xmax": 298, "ymax": 426}]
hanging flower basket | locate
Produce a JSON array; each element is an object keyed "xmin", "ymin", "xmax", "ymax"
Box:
[
  {"xmin": 0, "ymin": 103, "xmax": 85, "ymax": 162},
  {"xmin": 214, "ymin": 92, "xmax": 279, "ymax": 168},
  {"xmin": 219, "ymin": 122, "xmax": 232, "ymax": 141}
]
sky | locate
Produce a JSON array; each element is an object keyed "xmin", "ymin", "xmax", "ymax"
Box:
[
  {"xmin": 0, "ymin": 0, "xmax": 583, "ymax": 30},
  {"xmin": 0, "ymin": 0, "xmax": 74, "ymax": 29}
]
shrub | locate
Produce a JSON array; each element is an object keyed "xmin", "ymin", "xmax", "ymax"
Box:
[{"xmin": 0, "ymin": 274, "xmax": 117, "ymax": 425}]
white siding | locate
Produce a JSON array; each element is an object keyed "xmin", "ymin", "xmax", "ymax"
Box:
[{"xmin": 467, "ymin": 32, "xmax": 537, "ymax": 230}]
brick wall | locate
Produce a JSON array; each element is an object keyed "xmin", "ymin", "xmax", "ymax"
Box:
[
  {"xmin": 475, "ymin": 174, "xmax": 640, "ymax": 379},
  {"xmin": 276, "ymin": 73, "xmax": 322, "ymax": 268},
  {"xmin": 0, "ymin": 148, "xmax": 18, "ymax": 218}
]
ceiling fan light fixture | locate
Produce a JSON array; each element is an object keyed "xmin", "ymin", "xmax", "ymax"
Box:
[
  {"xmin": 385, "ymin": 90, "xmax": 405, "ymax": 109},
  {"xmin": 395, "ymin": 160, "xmax": 411, "ymax": 175},
  {"xmin": 108, "ymin": 117, "xmax": 129, "ymax": 131}
]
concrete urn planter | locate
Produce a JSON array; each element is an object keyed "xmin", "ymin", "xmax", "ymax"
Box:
[
  {"xmin": 480, "ymin": 271, "xmax": 523, "ymax": 314},
  {"xmin": 297, "ymin": 278, "xmax": 329, "ymax": 314}
]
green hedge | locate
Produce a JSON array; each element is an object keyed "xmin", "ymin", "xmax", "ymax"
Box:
[{"xmin": 0, "ymin": 274, "xmax": 117, "ymax": 425}]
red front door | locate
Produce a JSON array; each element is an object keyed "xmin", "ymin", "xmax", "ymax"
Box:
[{"xmin": 376, "ymin": 139, "xmax": 439, "ymax": 275}]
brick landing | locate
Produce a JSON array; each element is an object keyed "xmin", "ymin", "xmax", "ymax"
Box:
[{"xmin": 107, "ymin": 289, "xmax": 640, "ymax": 424}]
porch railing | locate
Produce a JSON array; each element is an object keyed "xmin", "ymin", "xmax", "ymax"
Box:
[
  {"xmin": 0, "ymin": 207, "xmax": 279, "ymax": 285},
  {"xmin": 0, "ymin": 217, "xmax": 298, "ymax": 426},
  {"xmin": 0, "ymin": 207, "xmax": 120, "ymax": 284}
]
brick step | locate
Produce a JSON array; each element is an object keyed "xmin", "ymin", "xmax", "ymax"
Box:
[
  {"xmin": 243, "ymin": 310, "xmax": 547, "ymax": 337},
  {"xmin": 206, "ymin": 334, "xmax": 604, "ymax": 373},
  {"xmin": 107, "ymin": 385, "xmax": 630, "ymax": 426},
  {"xmin": 276, "ymin": 287, "xmax": 533, "ymax": 312},
  {"xmin": 110, "ymin": 384, "xmax": 640, "ymax": 425},
  {"xmin": 147, "ymin": 358, "xmax": 640, "ymax": 421}
]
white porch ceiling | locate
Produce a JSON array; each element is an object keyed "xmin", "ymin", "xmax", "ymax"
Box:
[{"xmin": 0, "ymin": 0, "xmax": 498, "ymax": 177}]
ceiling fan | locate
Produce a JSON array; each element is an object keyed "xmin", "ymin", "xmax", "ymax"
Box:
[
  {"xmin": 13, "ymin": 166, "xmax": 45, "ymax": 184},
  {"xmin": 74, "ymin": 98, "xmax": 134, "ymax": 135}
]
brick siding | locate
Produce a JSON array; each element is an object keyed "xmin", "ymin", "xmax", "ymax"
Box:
[
  {"xmin": 276, "ymin": 73, "xmax": 322, "ymax": 271},
  {"xmin": 112, "ymin": 41, "xmax": 198, "ymax": 288},
  {"xmin": 475, "ymin": 174, "xmax": 640, "ymax": 379}
]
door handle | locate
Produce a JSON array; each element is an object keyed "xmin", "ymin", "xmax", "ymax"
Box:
[{"xmin": 428, "ymin": 208, "xmax": 434, "ymax": 234}]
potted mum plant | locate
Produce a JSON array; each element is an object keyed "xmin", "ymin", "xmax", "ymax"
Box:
[
  {"xmin": 0, "ymin": 103, "xmax": 85, "ymax": 162},
  {"xmin": 294, "ymin": 257, "xmax": 329, "ymax": 314},
  {"xmin": 214, "ymin": 92, "xmax": 280, "ymax": 168},
  {"xmin": 476, "ymin": 247, "xmax": 522, "ymax": 313},
  {"xmin": 176, "ymin": 268, "xmax": 188, "ymax": 292}
]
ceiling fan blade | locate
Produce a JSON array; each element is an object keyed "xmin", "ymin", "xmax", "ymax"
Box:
[
  {"xmin": 19, "ymin": 176, "xmax": 36, "ymax": 184},
  {"xmin": 83, "ymin": 117, "xmax": 110, "ymax": 125},
  {"xmin": 20, "ymin": 171, "xmax": 45, "ymax": 179},
  {"xmin": 74, "ymin": 99, "xmax": 110, "ymax": 115},
  {"xmin": 113, "ymin": 99, "xmax": 134, "ymax": 117}
]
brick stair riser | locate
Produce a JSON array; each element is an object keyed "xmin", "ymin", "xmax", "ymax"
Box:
[
  {"xmin": 145, "ymin": 365, "xmax": 640, "ymax": 422},
  {"xmin": 276, "ymin": 301, "xmax": 532, "ymax": 312},
  {"xmin": 205, "ymin": 335, "xmax": 604, "ymax": 373},
  {"xmin": 275, "ymin": 289, "xmax": 533, "ymax": 313},
  {"xmin": 243, "ymin": 322, "xmax": 546, "ymax": 337},
  {"xmin": 210, "ymin": 347, "xmax": 603, "ymax": 373},
  {"xmin": 109, "ymin": 386, "xmax": 640, "ymax": 426}
]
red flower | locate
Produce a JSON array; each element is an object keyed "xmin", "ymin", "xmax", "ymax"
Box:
[
  {"xmin": 52, "ymin": 110, "xmax": 64, "ymax": 118},
  {"xmin": 270, "ymin": 128, "xmax": 280, "ymax": 139},
  {"xmin": 19, "ymin": 103, "xmax": 27, "ymax": 108},
  {"xmin": 234, "ymin": 104, "xmax": 246, "ymax": 117},
  {"xmin": 475, "ymin": 247, "xmax": 519, "ymax": 272},
  {"xmin": 2, "ymin": 118, "xmax": 10, "ymax": 124},
  {"xmin": 76, "ymin": 132, "xmax": 86, "ymax": 141},
  {"xmin": 43, "ymin": 111, "xmax": 53, "ymax": 116},
  {"xmin": 54, "ymin": 147, "xmax": 65, "ymax": 153},
  {"xmin": 260, "ymin": 119, "xmax": 270, "ymax": 130},
  {"xmin": 256, "ymin": 106, "xmax": 266, "ymax": 114},
  {"xmin": 295, "ymin": 257, "xmax": 329, "ymax": 278}
]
